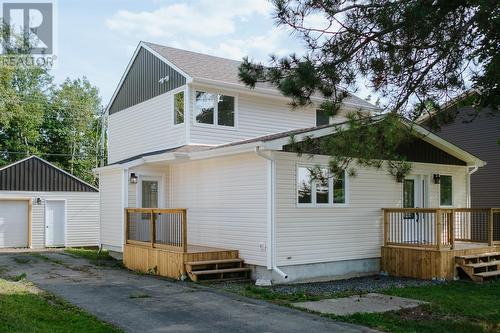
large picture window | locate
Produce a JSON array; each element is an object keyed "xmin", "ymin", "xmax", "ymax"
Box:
[
  {"xmin": 297, "ymin": 166, "xmax": 347, "ymax": 206},
  {"xmin": 440, "ymin": 175, "xmax": 453, "ymax": 206},
  {"xmin": 195, "ymin": 91, "xmax": 235, "ymax": 127}
]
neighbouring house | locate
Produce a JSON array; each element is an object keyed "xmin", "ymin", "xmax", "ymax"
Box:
[
  {"xmin": 419, "ymin": 94, "xmax": 500, "ymax": 208},
  {"xmin": 0, "ymin": 156, "xmax": 100, "ymax": 249},
  {"xmin": 96, "ymin": 41, "xmax": 500, "ymax": 284}
]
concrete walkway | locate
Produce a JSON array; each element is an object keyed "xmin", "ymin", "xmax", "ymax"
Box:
[
  {"xmin": 0, "ymin": 252, "xmax": 377, "ymax": 333},
  {"xmin": 294, "ymin": 293, "xmax": 427, "ymax": 316}
]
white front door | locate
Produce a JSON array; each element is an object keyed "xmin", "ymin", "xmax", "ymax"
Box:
[
  {"xmin": 403, "ymin": 175, "xmax": 428, "ymax": 209},
  {"xmin": 45, "ymin": 200, "xmax": 65, "ymax": 247},
  {"xmin": 402, "ymin": 175, "xmax": 431, "ymax": 243}
]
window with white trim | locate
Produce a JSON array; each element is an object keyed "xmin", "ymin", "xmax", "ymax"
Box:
[
  {"xmin": 440, "ymin": 175, "xmax": 453, "ymax": 206},
  {"xmin": 297, "ymin": 166, "xmax": 347, "ymax": 206},
  {"xmin": 173, "ymin": 91, "xmax": 184, "ymax": 125},
  {"xmin": 194, "ymin": 91, "xmax": 235, "ymax": 127}
]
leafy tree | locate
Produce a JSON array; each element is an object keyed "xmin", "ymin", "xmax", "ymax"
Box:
[
  {"xmin": 239, "ymin": 0, "xmax": 499, "ymax": 175},
  {"xmin": 0, "ymin": 57, "xmax": 102, "ymax": 183},
  {"xmin": 0, "ymin": 56, "xmax": 52, "ymax": 165},
  {"xmin": 41, "ymin": 78, "xmax": 102, "ymax": 183}
]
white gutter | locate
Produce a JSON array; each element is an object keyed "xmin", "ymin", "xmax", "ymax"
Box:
[
  {"xmin": 255, "ymin": 146, "xmax": 288, "ymax": 280},
  {"xmin": 467, "ymin": 166, "xmax": 479, "ymax": 207}
]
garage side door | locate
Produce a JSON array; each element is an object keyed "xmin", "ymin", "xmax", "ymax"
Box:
[{"xmin": 0, "ymin": 200, "xmax": 29, "ymax": 248}]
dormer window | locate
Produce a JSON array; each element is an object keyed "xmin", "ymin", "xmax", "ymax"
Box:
[{"xmin": 195, "ymin": 91, "xmax": 235, "ymax": 127}]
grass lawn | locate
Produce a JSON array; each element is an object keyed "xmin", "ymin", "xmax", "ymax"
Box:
[
  {"xmin": 64, "ymin": 248, "xmax": 123, "ymax": 268},
  {"xmin": 0, "ymin": 277, "xmax": 122, "ymax": 333},
  {"xmin": 336, "ymin": 280, "xmax": 500, "ymax": 333},
  {"xmin": 213, "ymin": 279, "xmax": 500, "ymax": 333}
]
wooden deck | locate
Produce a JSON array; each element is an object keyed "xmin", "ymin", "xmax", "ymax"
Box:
[
  {"xmin": 122, "ymin": 208, "xmax": 240, "ymax": 279},
  {"xmin": 124, "ymin": 243, "xmax": 239, "ymax": 279},
  {"xmin": 381, "ymin": 208, "xmax": 500, "ymax": 280},
  {"xmin": 381, "ymin": 242, "xmax": 500, "ymax": 280}
]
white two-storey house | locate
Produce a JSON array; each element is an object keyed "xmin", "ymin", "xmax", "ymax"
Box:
[{"xmin": 97, "ymin": 42, "xmax": 493, "ymax": 284}]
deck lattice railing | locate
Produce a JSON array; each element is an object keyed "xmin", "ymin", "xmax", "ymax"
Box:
[
  {"xmin": 125, "ymin": 208, "xmax": 187, "ymax": 252},
  {"xmin": 383, "ymin": 208, "xmax": 500, "ymax": 250}
]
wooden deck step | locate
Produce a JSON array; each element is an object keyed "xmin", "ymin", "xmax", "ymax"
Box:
[
  {"xmin": 465, "ymin": 260, "xmax": 500, "ymax": 268},
  {"xmin": 456, "ymin": 252, "xmax": 500, "ymax": 260},
  {"xmin": 474, "ymin": 270, "xmax": 500, "ymax": 278},
  {"xmin": 191, "ymin": 267, "xmax": 251, "ymax": 276},
  {"xmin": 185, "ymin": 258, "xmax": 243, "ymax": 266}
]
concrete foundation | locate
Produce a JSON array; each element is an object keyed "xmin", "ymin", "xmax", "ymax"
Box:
[{"xmin": 249, "ymin": 258, "xmax": 380, "ymax": 284}]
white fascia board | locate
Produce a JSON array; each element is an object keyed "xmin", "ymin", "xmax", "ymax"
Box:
[
  {"xmin": 188, "ymin": 142, "xmax": 263, "ymax": 161},
  {"xmin": 93, "ymin": 164, "xmax": 124, "ymax": 174},
  {"xmin": 142, "ymin": 152, "xmax": 178, "ymax": 164},
  {"xmin": 191, "ymin": 77, "xmax": 379, "ymax": 111}
]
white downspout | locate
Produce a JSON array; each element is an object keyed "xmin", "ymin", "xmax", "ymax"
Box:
[
  {"xmin": 255, "ymin": 146, "xmax": 288, "ymax": 280},
  {"xmin": 467, "ymin": 166, "xmax": 479, "ymax": 208}
]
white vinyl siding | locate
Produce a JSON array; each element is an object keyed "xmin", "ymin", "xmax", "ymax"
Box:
[
  {"xmin": 274, "ymin": 152, "xmax": 468, "ymax": 266},
  {"xmin": 99, "ymin": 169, "xmax": 124, "ymax": 250},
  {"xmin": 168, "ymin": 153, "xmax": 268, "ymax": 265},
  {"xmin": 0, "ymin": 192, "xmax": 99, "ymax": 249},
  {"xmin": 108, "ymin": 89, "xmax": 186, "ymax": 164},
  {"xmin": 127, "ymin": 165, "xmax": 169, "ymax": 208}
]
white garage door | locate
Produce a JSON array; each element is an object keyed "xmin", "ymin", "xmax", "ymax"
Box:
[{"xmin": 0, "ymin": 200, "xmax": 29, "ymax": 248}]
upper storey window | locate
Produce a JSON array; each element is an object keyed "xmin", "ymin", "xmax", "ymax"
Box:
[
  {"xmin": 173, "ymin": 91, "xmax": 184, "ymax": 125},
  {"xmin": 195, "ymin": 91, "xmax": 235, "ymax": 127}
]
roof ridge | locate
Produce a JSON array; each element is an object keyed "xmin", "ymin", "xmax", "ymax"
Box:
[{"xmin": 143, "ymin": 41, "xmax": 243, "ymax": 64}]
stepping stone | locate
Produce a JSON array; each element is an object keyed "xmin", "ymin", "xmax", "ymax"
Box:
[{"xmin": 293, "ymin": 293, "xmax": 427, "ymax": 316}]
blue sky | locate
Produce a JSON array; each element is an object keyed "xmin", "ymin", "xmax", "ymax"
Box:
[
  {"xmin": 51, "ymin": 0, "xmax": 378, "ymax": 108},
  {"xmin": 51, "ymin": 0, "xmax": 312, "ymax": 106}
]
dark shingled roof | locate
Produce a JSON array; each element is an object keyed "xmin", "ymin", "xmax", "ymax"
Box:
[{"xmin": 143, "ymin": 42, "xmax": 377, "ymax": 110}]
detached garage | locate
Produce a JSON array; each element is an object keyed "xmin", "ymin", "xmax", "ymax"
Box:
[{"xmin": 0, "ymin": 156, "xmax": 99, "ymax": 248}]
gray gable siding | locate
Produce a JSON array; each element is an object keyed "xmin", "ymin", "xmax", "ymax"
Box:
[
  {"xmin": 0, "ymin": 157, "xmax": 98, "ymax": 192},
  {"xmin": 283, "ymin": 136, "xmax": 467, "ymax": 166},
  {"xmin": 109, "ymin": 47, "xmax": 186, "ymax": 115},
  {"xmin": 428, "ymin": 107, "xmax": 500, "ymax": 207}
]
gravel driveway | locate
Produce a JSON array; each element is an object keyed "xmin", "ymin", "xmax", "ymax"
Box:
[{"xmin": 0, "ymin": 252, "xmax": 377, "ymax": 333}]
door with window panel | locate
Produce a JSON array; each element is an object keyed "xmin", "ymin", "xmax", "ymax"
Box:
[{"xmin": 402, "ymin": 176, "xmax": 432, "ymax": 244}]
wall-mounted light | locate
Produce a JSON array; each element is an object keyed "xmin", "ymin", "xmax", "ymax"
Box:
[
  {"xmin": 35, "ymin": 198, "xmax": 42, "ymax": 205},
  {"xmin": 433, "ymin": 174, "xmax": 441, "ymax": 184},
  {"xmin": 130, "ymin": 173, "xmax": 138, "ymax": 184}
]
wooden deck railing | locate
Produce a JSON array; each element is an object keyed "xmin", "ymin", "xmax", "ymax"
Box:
[
  {"xmin": 125, "ymin": 208, "xmax": 187, "ymax": 252},
  {"xmin": 383, "ymin": 208, "xmax": 500, "ymax": 250}
]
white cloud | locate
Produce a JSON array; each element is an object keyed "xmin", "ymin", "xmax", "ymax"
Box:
[
  {"xmin": 106, "ymin": 0, "xmax": 272, "ymax": 38},
  {"xmin": 106, "ymin": 0, "xmax": 305, "ymax": 66}
]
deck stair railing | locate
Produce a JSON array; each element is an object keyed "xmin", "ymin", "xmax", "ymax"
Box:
[
  {"xmin": 125, "ymin": 208, "xmax": 187, "ymax": 252},
  {"xmin": 383, "ymin": 208, "xmax": 500, "ymax": 250}
]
